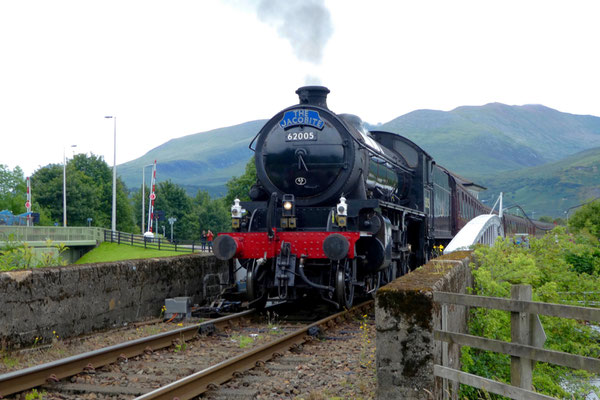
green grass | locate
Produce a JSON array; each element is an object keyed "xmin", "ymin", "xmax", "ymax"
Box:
[{"xmin": 75, "ymin": 242, "xmax": 190, "ymax": 264}]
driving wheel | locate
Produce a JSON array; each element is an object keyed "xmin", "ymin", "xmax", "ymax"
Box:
[{"xmin": 335, "ymin": 258, "xmax": 356, "ymax": 309}]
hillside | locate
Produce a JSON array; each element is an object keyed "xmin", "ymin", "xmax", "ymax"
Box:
[
  {"xmin": 379, "ymin": 103, "xmax": 600, "ymax": 177},
  {"xmin": 478, "ymin": 147, "xmax": 600, "ymax": 217},
  {"xmin": 118, "ymin": 120, "xmax": 266, "ymax": 196},
  {"xmin": 117, "ymin": 103, "xmax": 600, "ymax": 204}
]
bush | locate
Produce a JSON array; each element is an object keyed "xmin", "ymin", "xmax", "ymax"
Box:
[
  {"xmin": 0, "ymin": 235, "xmax": 67, "ymax": 270},
  {"xmin": 462, "ymin": 227, "xmax": 600, "ymax": 399}
]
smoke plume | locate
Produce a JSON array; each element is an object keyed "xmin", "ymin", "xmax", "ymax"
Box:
[{"xmin": 255, "ymin": 0, "xmax": 333, "ymax": 64}]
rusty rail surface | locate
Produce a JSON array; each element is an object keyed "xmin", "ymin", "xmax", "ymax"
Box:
[
  {"xmin": 136, "ymin": 300, "xmax": 374, "ymax": 400},
  {"xmin": 0, "ymin": 310, "xmax": 255, "ymax": 397}
]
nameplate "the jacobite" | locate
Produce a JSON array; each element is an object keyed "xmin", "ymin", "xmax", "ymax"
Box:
[{"xmin": 279, "ymin": 109, "xmax": 325, "ymax": 130}]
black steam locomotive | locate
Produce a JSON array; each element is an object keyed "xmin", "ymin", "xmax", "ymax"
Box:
[{"xmin": 214, "ymin": 86, "xmax": 547, "ymax": 309}]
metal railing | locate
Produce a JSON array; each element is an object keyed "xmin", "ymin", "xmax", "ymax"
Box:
[
  {"xmin": 0, "ymin": 226, "xmax": 105, "ymax": 243},
  {"xmin": 103, "ymin": 230, "xmax": 200, "ymax": 253},
  {"xmin": 433, "ymin": 284, "xmax": 600, "ymax": 400}
]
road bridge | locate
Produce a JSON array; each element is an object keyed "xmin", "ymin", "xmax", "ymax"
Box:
[{"xmin": 0, "ymin": 226, "xmax": 104, "ymax": 263}]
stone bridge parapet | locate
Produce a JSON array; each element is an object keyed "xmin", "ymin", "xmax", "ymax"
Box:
[
  {"xmin": 376, "ymin": 251, "xmax": 474, "ymax": 400},
  {"xmin": 0, "ymin": 253, "xmax": 228, "ymax": 348}
]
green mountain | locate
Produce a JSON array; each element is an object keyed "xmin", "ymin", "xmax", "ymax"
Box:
[
  {"xmin": 478, "ymin": 147, "xmax": 600, "ymax": 218},
  {"xmin": 118, "ymin": 120, "xmax": 266, "ymax": 197},
  {"xmin": 117, "ymin": 103, "xmax": 600, "ymax": 211},
  {"xmin": 379, "ymin": 103, "xmax": 600, "ymax": 177}
]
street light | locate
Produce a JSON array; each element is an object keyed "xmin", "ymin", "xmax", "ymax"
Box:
[
  {"xmin": 105, "ymin": 116, "xmax": 117, "ymax": 232},
  {"xmin": 168, "ymin": 217, "xmax": 177, "ymax": 242},
  {"xmin": 63, "ymin": 144, "xmax": 77, "ymax": 227},
  {"xmin": 141, "ymin": 163, "xmax": 154, "ymax": 234}
]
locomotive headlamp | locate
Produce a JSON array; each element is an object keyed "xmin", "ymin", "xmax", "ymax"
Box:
[
  {"xmin": 231, "ymin": 198, "xmax": 244, "ymax": 218},
  {"xmin": 231, "ymin": 198, "xmax": 245, "ymax": 229},
  {"xmin": 336, "ymin": 196, "xmax": 348, "ymax": 217},
  {"xmin": 336, "ymin": 196, "xmax": 348, "ymax": 227},
  {"xmin": 282, "ymin": 194, "xmax": 295, "ymax": 217}
]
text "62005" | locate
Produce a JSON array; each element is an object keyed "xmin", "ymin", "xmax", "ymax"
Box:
[{"xmin": 286, "ymin": 131, "xmax": 317, "ymax": 141}]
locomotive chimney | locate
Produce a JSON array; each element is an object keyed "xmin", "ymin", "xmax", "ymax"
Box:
[{"xmin": 296, "ymin": 86, "xmax": 330, "ymax": 109}]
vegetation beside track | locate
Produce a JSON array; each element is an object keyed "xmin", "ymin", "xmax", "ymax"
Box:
[
  {"xmin": 0, "ymin": 238, "xmax": 67, "ymax": 271},
  {"xmin": 75, "ymin": 242, "xmax": 190, "ymax": 264},
  {"xmin": 462, "ymin": 226, "xmax": 600, "ymax": 399}
]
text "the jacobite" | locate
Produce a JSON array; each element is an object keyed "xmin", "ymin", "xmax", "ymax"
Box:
[{"xmin": 279, "ymin": 109, "xmax": 325, "ymax": 130}]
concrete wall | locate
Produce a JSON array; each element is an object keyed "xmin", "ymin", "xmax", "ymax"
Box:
[
  {"xmin": 0, "ymin": 253, "xmax": 229, "ymax": 348},
  {"xmin": 375, "ymin": 251, "xmax": 474, "ymax": 400}
]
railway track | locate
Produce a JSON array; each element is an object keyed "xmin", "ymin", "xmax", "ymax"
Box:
[
  {"xmin": 0, "ymin": 310, "xmax": 255, "ymax": 398},
  {"xmin": 0, "ymin": 301, "xmax": 373, "ymax": 399}
]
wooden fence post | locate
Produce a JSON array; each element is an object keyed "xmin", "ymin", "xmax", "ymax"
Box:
[{"xmin": 511, "ymin": 284, "xmax": 532, "ymax": 389}]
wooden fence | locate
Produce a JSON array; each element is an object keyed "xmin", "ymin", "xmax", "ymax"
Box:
[
  {"xmin": 433, "ymin": 284, "xmax": 600, "ymax": 399},
  {"xmin": 103, "ymin": 230, "xmax": 200, "ymax": 253}
]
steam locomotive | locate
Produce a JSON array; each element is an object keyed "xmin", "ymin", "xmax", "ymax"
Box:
[{"xmin": 213, "ymin": 86, "xmax": 548, "ymax": 309}]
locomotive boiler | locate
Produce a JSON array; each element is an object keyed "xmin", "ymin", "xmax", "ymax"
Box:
[{"xmin": 213, "ymin": 86, "xmax": 550, "ymax": 309}]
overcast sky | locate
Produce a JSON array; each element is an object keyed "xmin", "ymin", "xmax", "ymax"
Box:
[{"xmin": 1, "ymin": 0, "xmax": 599, "ymax": 177}]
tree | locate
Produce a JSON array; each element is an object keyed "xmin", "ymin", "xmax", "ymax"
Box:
[
  {"xmin": 151, "ymin": 180, "xmax": 193, "ymax": 239},
  {"xmin": 30, "ymin": 154, "xmax": 135, "ymax": 231},
  {"xmin": 0, "ymin": 164, "xmax": 26, "ymax": 213},
  {"xmin": 191, "ymin": 190, "xmax": 229, "ymax": 237},
  {"xmin": 569, "ymin": 200, "xmax": 600, "ymax": 239},
  {"xmin": 224, "ymin": 156, "xmax": 256, "ymax": 206},
  {"xmin": 30, "ymin": 164, "xmax": 63, "ymax": 224}
]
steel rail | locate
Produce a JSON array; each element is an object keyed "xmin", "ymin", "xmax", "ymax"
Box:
[
  {"xmin": 0, "ymin": 310, "xmax": 255, "ymax": 398},
  {"xmin": 136, "ymin": 300, "xmax": 374, "ymax": 400}
]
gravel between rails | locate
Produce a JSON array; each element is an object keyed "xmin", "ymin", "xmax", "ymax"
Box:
[
  {"xmin": 0, "ymin": 319, "xmax": 202, "ymax": 375},
  {"xmin": 2, "ymin": 312, "xmax": 376, "ymax": 399},
  {"xmin": 202, "ymin": 312, "xmax": 377, "ymax": 400}
]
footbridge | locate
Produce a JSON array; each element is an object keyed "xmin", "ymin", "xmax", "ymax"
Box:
[
  {"xmin": 443, "ymin": 214, "xmax": 504, "ymax": 254},
  {"xmin": 0, "ymin": 226, "xmax": 104, "ymax": 263},
  {"xmin": 443, "ymin": 193, "xmax": 506, "ymax": 254}
]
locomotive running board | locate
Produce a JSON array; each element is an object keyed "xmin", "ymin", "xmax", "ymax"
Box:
[{"xmin": 378, "ymin": 200, "xmax": 426, "ymax": 217}]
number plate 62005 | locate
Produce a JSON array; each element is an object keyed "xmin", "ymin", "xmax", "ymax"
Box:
[{"xmin": 286, "ymin": 131, "xmax": 317, "ymax": 141}]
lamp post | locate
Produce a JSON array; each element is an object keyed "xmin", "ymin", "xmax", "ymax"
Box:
[
  {"xmin": 63, "ymin": 144, "xmax": 77, "ymax": 227},
  {"xmin": 105, "ymin": 116, "xmax": 117, "ymax": 232},
  {"xmin": 141, "ymin": 164, "xmax": 154, "ymax": 234},
  {"xmin": 168, "ymin": 217, "xmax": 177, "ymax": 242}
]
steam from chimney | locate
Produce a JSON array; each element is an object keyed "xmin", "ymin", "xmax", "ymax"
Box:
[
  {"xmin": 304, "ymin": 74, "xmax": 322, "ymax": 85},
  {"xmin": 255, "ymin": 0, "xmax": 333, "ymax": 65}
]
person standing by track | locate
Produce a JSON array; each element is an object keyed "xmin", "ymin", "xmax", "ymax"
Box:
[
  {"xmin": 207, "ymin": 229, "xmax": 214, "ymax": 252},
  {"xmin": 201, "ymin": 230, "xmax": 207, "ymax": 251}
]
